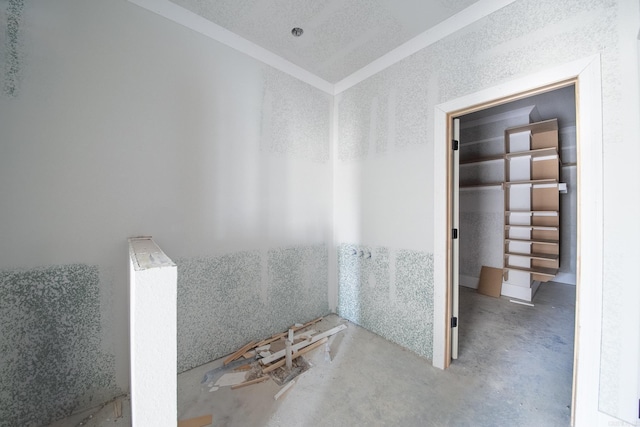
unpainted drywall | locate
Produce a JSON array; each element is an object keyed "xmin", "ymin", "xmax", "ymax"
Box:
[
  {"xmin": 261, "ymin": 67, "xmax": 331, "ymax": 162},
  {"xmin": 0, "ymin": 264, "xmax": 119, "ymax": 426},
  {"xmin": 334, "ymin": 0, "xmax": 638, "ymax": 421},
  {"xmin": 0, "ymin": 0, "xmax": 332, "ymax": 424},
  {"xmin": 1, "ymin": 0, "xmax": 23, "ymax": 98},
  {"xmin": 337, "ymin": 244, "xmax": 433, "ymax": 360},
  {"xmin": 459, "ymin": 210, "xmax": 504, "ymax": 279},
  {"xmin": 177, "ymin": 245, "xmax": 329, "ymax": 372}
]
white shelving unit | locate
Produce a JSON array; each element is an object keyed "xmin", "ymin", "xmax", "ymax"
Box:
[{"xmin": 502, "ymin": 119, "xmax": 561, "ymax": 301}]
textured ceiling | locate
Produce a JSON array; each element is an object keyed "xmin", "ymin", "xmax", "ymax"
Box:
[{"xmin": 168, "ymin": 0, "xmax": 480, "ymax": 83}]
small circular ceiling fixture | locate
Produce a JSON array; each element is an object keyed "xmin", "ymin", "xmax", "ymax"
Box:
[{"xmin": 291, "ymin": 27, "xmax": 304, "ymax": 37}]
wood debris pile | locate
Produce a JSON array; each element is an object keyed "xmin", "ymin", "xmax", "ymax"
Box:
[{"xmin": 202, "ymin": 317, "xmax": 347, "ymax": 400}]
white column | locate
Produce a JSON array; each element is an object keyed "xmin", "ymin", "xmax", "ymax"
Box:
[{"xmin": 128, "ymin": 237, "xmax": 177, "ymax": 427}]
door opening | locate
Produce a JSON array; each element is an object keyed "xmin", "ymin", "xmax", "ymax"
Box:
[
  {"xmin": 451, "ymin": 84, "xmax": 578, "ymax": 418},
  {"xmin": 433, "ymin": 54, "xmax": 605, "ymax": 426}
]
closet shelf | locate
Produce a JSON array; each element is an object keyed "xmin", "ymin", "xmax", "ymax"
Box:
[
  {"xmin": 506, "ymin": 118, "xmax": 559, "ymax": 133},
  {"xmin": 505, "ymin": 225, "xmax": 559, "ymax": 231},
  {"xmin": 505, "ymin": 238, "xmax": 559, "ymax": 245},
  {"xmin": 460, "ymin": 154, "xmax": 505, "ymax": 165},
  {"xmin": 504, "ymin": 252, "xmax": 559, "ymax": 261},
  {"xmin": 503, "ymin": 179, "xmax": 557, "ymax": 187},
  {"xmin": 505, "ymin": 147, "xmax": 559, "ymax": 159},
  {"xmin": 505, "ymin": 210, "xmax": 558, "ymax": 216},
  {"xmin": 504, "ymin": 265, "xmax": 558, "ymax": 277},
  {"xmin": 460, "ymin": 182, "xmax": 503, "ymax": 190}
]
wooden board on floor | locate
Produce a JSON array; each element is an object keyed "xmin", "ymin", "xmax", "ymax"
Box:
[
  {"xmin": 477, "ymin": 266, "xmax": 503, "ymax": 298},
  {"xmin": 178, "ymin": 414, "xmax": 213, "ymax": 427}
]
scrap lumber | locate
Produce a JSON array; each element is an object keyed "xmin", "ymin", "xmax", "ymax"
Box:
[
  {"xmin": 294, "ymin": 329, "xmax": 317, "ymax": 340},
  {"xmin": 178, "ymin": 414, "xmax": 213, "ymax": 427},
  {"xmin": 262, "ymin": 337, "xmax": 328, "ymax": 374},
  {"xmin": 300, "ymin": 316, "xmax": 323, "ymax": 329},
  {"xmin": 256, "ymin": 317, "xmax": 324, "ymax": 347},
  {"xmin": 214, "ymin": 372, "xmax": 248, "ymax": 387},
  {"xmin": 230, "ymin": 375, "xmax": 270, "ymax": 390},
  {"xmin": 260, "ymin": 324, "xmax": 346, "ymax": 365},
  {"xmin": 285, "ymin": 339, "xmax": 293, "ymax": 369},
  {"xmin": 274, "ymin": 380, "xmax": 295, "ymax": 400},
  {"xmin": 113, "ymin": 399, "xmax": 122, "ymax": 418},
  {"xmin": 224, "ymin": 340, "xmax": 257, "ymax": 365},
  {"xmin": 233, "ymin": 364, "xmax": 252, "ymax": 372},
  {"xmin": 256, "ymin": 335, "xmax": 284, "ymax": 348}
]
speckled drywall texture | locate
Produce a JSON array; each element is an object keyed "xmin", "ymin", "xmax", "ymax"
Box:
[
  {"xmin": 337, "ymin": 0, "xmax": 624, "ymax": 415},
  {"xmin": 459, "ymin": 161, "xmax": 504, "ymax": 185},
  {"xmin": 261, "ymin": 67, "xmax": 331, "ymax": 162},
  {"xmin": 337, "ymin": 244, "xmax": 433, "ymax": 360},
  {"xmin": 176, "ymin": 245, "xmax": 329, "ymax": 373},
  {"xmin": 337, "ymin": 0, "xmax": 618, "ymax": 161},
  {"xmin": 2, "ymin": 0, "xmax": 24, "ymax": 97},
  {"xmin": 337, "ymin": 69, "xmax": 431, "ymax": 161},
  {"xmin": 267, "ymin": 245, "xmax": 329, "ymax": 325},
  {"xmin": 0, "ymin": 264, "xmax": 118, "ymax": 427}
]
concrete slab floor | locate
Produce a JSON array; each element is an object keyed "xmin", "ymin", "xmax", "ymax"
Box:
[
  {"xmin": 178, "ymin": 281, "xmax": 575, "ymax": 427},
  {"xmin": 50, "ymin": 281, "xmax": 574, "ymax": 426}
]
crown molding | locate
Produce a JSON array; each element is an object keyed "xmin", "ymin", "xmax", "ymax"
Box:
[{"xmin": 127, "ymin": 0, "xmax": 334, "ymax": 94}]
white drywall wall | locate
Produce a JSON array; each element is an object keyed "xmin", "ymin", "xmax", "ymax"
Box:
[
  {"xmin": 335, "ymin": 0, "xmax": 640, "ymax": 424},
  {"xmin": 0, "ymin": 0, "xmax": 331, "ymax": 423}
]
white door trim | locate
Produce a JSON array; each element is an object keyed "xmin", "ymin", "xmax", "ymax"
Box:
[{"xmin": 432, "ymin": 54, "xmax": 603, "ymax": 425}]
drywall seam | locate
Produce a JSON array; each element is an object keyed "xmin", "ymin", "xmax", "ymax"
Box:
[
  {"xmin": 328, "ymin": 92, "xmax": 339, "ymax": 312},
  {"xmin": 126, "ymin": 0, "xmax": 333, "ymax": 94}
]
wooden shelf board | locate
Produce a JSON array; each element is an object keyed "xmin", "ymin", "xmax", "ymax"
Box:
[
  {"xmin": 505, "ymin": 252, "xmax": 559, "ymax": 261},
  {"xmin": 504, "ymin": 178, "xmax": 557, "ymax": 187},
  {"xmin": 460, "ymin": 155, "xmax": 505, "ymax": 165},
  {"xmin": 504, "ymin": 265, "xmax": 558, "ymax": 277},
  {"xmin": 505, "ymin": 238, "xmax": 559, "ymax": 245},
  {"xmin": 505, "ymin": 210, "xmax": 558, "ymax": 216},
  {"xmin": 505, "ymin": 225, "xmax": 558, "ymax": 231},
  {"xmin": 460, "ymin": 182, "xmax": 503, "ymax": 190},
  {"xmin": 505, "ymin": 147, "xmax": 559, "ymax": 159},
  {"xmin": 505, "ymin": 118, "xmax": 559, "ymax": 135}
]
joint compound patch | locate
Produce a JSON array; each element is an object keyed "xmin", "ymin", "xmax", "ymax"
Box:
[
  {"xmin": 337, "ymin": 244, "xmax": 433, "ymax": 359},
  {"xmin": 0, "ymin": 264, "xmax": 119, "ymax": 426},
  {"xmin": 260, "ymin": 67, "xmax": 331, "ymax": 162},
  {"xmin": 176, "ymin": 245, "xmax": 330, "ymax": 373},
  {"xmin": 2, "ymin": 0, "xmax": 24, "ymax": 97}
]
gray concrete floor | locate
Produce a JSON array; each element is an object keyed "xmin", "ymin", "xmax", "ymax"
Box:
[{"xmin": 51, "ymin": 281, "xmax": 575, "ymax": 426}]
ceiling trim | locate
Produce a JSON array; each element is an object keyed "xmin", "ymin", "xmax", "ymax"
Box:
[
  {"xmin": 128, "ymin": 0, "xmax": 516, "ymax": 96},
  {"xmin": 127, "ymin": 0, "xmax": 334, "ymax": 94},
  {"xmin": 333, "ymin": 0, "xmax": 517, "ymax": 95}
]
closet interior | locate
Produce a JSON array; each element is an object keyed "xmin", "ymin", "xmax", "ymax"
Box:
[{"xmin": 457, "ymin": 85, "xmax": 577, "ymax": 302}]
